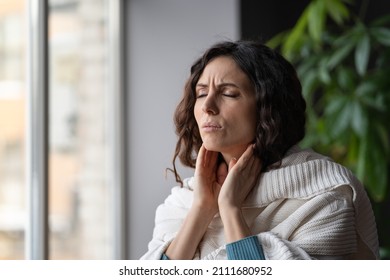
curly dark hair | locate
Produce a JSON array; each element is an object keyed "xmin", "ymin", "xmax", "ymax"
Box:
[{"xmin": 170, "ymin": 40, "xmax": 306, "ymax": 184}]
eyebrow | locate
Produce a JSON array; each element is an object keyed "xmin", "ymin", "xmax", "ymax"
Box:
[{"xmin": 195, "ymin": 82, "xmax": 240, "ymax": 89}]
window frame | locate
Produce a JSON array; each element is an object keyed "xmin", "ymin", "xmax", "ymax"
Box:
[{"xmin": 25, "ymin": 0, "xmax": 128, "ymax": 260}]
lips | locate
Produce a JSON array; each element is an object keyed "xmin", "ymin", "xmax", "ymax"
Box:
[{"xmin": 201, "ymin": 122, "xmax": 222, "ymax": 132}]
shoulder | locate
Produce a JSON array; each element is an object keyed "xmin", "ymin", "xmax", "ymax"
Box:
[
  {"xmin": 154, "ymin": 177, "xmax": 194, "ymax": 224},
  {"xmin": 278, "ymin": 145, "xmax": 331, "ymax": 168},
  {"xmin": 248, "ymin": 146, "xmax": 365, "ymax": 205},
  {"xmin": 160, "ymin": 177, "xmax": 195, "ymax": 209}
]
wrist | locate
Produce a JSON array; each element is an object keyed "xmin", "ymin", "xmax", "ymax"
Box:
[
  {"xmin": 219, "ymin": 206, "xmax": 251, "ymax": 243},
  {"xmin": 219, "ymin": 204, "xmax": 241, "ymax": 220},
  {"xmin": 190, "ymin": 202, "xmax": 217, "ymax": 221}
]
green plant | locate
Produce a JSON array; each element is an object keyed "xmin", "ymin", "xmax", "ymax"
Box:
[
  {"xmin": 267, "ymin": 0, "xmax": 390, "ymax": 259},
  {"xmin": 268, "ymin": 0, "xmax": 390, "ymax": 202}
]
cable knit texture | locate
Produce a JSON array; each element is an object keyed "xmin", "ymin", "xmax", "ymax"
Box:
[{"xmin": 141, "ymin": 146, "xmax": 379, "ymax": 260}]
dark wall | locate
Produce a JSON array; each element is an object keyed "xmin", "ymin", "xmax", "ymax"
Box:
[
  {"xmin": 355, "ymin": 0, "xmax": 390, "ymax": 22},
  {"xmin": 240, "ymin": 0, "xmax": 390, "ymax": 41},
  {"xmin": 240, "ymin": 0, "xmax": 310, "ymax": 41}
]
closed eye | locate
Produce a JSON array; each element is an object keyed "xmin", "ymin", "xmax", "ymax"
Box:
[
  {"xmin": 196, "ymin": 93, "xmax": 207, "ymax": 98},
  {"xmin": 196, "ymin": 88, "xmax": 208, "ymax": 98},
  {"xmin": 222, "ymin": 93, "xmax": 238, "ymax": 98},
  {"xmin": 195, "ymin": 84, "xmax": 208, "ymax": 98},
  {"xmin": 221, "ymin": 87, "xmax": 239, "ymax": 98}
]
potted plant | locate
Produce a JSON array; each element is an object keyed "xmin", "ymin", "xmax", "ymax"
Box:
[{"xmin": 268, "ymin": 0, "xmax": 390, "ymax": 258}]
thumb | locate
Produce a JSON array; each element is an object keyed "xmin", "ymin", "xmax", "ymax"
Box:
[{"xmin": 228, "ymin": 157, "xmax": 237, "ymax": 171}]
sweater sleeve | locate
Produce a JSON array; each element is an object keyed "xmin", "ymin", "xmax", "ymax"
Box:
[
  {"xmin": 160, "ymin": 236, "xmax": 265, "ymax": 260},
  {"xmin": 140, "ymin": 186, "xmax": 193, "ymax": 260},
  {"xmin": 226, "ymin": 235, "xmax": 265, "ymax": 260}
]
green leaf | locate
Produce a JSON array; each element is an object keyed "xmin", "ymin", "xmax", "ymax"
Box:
[
  {"xmin": 346, "ymin": 132, "xmax": 359, "ymax": 163},
  {"xmin": 297, "ymin": 55, "xmax": 320, "ymax": 77},
  {"xmin": 375, "ymin": 123, "xmax": 390, "ymax": 156},
  {"xmin": 370, "ymin": 14, "xmax": 390, "ymax": 27},
  {"xmin": 327, "ymin": 43, "xmax": 354, "ymax": 70},
  {"xmin": 308, "ymin": 0, "xmax": 326, "ymax": 42},
  {"xmin": 370, "ymin": 27, "xmax": 390, "ymax": 46},
  {"xmin": 368, "ymin": 94, "xmax": 387, "ymax": 112},
  {"xmin": 351, "ymin": 101, "xmax": 367, "ymax": 137},
  {"xmin": 336, "ymin": 67, "xmax": 355, "ymax": 90},
  {"xmin": 325, "ymin": 0, "xmax": 350, "ymax": 25},
  {"xmin": 365, "ymin": 143, "xmax": 388, "ymax": 201},
  {"xmin": 355, "ymin": 82, "xmax": 386, "ymax": 111},
  {"xmin": 358, "ymin": 126, "xmax": 389, "ymax": 202},
  {"xmin": 330, "ymin": 101, "xmax": 353, "ymax": 137},
  {"xmin": 355, "ymin": 34, "xmax": 370, "ymax": 76},
  {"xmin": 318, "ymin": 67, "xmax": 331, "ymax": 84},
  {"xmin": 355, "ymin": 81, "xmax": 376, "ymax": 97},
  {"xmin": 333, "ymin": 30, "xmax": 355, "ymax": 46},
  {"xmin": 283, "ymin": 9, "xmax": 309, "ymax": 59},
  {"xmin": 266, "ymin": 31, "xmax": 289, "ymax": 49},
  {"xmin": 301, "ymin": 70, "xmax": 319, "ymax": 100},
  {"xmin": 318, "ymin": 58, "xmax": 331, "ymax": 84},
  {"xmin": 325, "ymin": 94, "xmax": 348, "ymax": 115},
  {"xmin": 356, "ymin": 134, "xmax": 368, "ymax": 179}
]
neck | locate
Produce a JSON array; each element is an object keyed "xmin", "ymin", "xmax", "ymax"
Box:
[{"xmin": 221, "ymin": 147, "xmax": 247, "ymax": 166}]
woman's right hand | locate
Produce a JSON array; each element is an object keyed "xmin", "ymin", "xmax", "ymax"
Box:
[
  {"xmin": 164, "ymin": 145, "xmax": 227, "ymax": 259},
  {"xmin": 192, "ymin": 145, "xmax": 227, "ymax": 216}
]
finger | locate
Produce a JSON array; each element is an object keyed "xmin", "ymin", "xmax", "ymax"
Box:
[
  {"xmin": 239, "ymin": 147, "xmax": 261, "ymax": 180},
  {"xmin": 195, "ymin": 145, "xmax": 216, "ymax": 175},
  {"xmin": 228, "ymin": 157, "xmax": 237, "ymax": 172},
  {"xmin": 204, "ymin": 148, "xmax": 218, "ymax": 169},
  {"xmin": 217, "ymin": 161, "xmax": 228, "ymax": 185},
  {"xmin": 252, "ymin": 157, "xmax": 262, "ymax": 172},
  {"xmin": 235, "ymin": 144, "xmax": 255, "ymax": 170},
  {"xmin": 195, "ymin": 145, "xmax": 206, "ymax": 170},
  {"xmin": 240, "ymin": 159, "xmax": 261, "ymax": 193},
  {"xmin": 244, "ymin": 157, "xmax": 261, "ymax": 182}
]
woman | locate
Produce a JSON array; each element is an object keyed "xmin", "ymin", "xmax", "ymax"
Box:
[{"xmin": 141, "ymin": 40, "xmax": 379, "ymax": 260}]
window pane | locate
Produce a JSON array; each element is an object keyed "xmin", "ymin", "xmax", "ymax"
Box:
[
  {"xmin": 49, "ymin": 0, "xmax": 111, "ymax": 259},
  {"xmin": 0, "ymin": 0, "xmax": 26, "ymax": 260}
]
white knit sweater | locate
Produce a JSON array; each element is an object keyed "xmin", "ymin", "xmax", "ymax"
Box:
[{"xmin": 141, "ymin": 146, "xmax": 379, "ymax": 260}]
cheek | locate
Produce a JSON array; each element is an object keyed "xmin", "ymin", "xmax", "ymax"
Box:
[
  {"xmin": 241, "ymin": 120, "xmax": 256, "ymax": 141},
  {"xmin": 193, "ymin": 103, "xmax": 201, "ymax": 125}
]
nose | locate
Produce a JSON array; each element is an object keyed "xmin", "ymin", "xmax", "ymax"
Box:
[{"xmin": 201, "ymin": 93, "xmax": 219, "ymax": 115}]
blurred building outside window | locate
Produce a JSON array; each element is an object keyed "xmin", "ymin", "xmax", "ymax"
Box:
[
  {"xmin": 49, "ymin": 0, "xmax": 111, "ymax": 259},
  {"xmin": 0, "ymin": 0, "xmax": 26, "ymax": 260},
  {"xmin": 0, "ymin": 0, "xmax": 113, "ymax": 259}
]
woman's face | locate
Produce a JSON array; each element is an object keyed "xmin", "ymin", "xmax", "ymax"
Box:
[{"xmin": 194, "ymin": 56, "xmax": 257, "ymax": 160}]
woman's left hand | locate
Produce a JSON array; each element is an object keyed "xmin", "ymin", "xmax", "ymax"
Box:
[
  {"xmin": 217, "ymin": 144, "xmax": 262, "ymax": 242},
  {"xmin": 217, "ymin": 144, "xmax": 262, "ymax": 211}
]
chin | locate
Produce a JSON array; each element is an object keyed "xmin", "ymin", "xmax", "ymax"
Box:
[{"xmin": 202, "ymin": 142, "xmax": 222, "ymax": 152}]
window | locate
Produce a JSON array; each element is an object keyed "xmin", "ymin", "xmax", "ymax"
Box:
[
  {"xmin": 0, "ymin": 0, "xmax": 127, "ymax": 260},
  {"xmin": 49, "ymin": 0, "xmax": 111, "ymax": 259},
  {"xmin": 0, "ymin": 0, "xmax": 26, "ymax": 260}
]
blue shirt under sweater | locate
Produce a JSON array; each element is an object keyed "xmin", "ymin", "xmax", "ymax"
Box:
[{"xmin": 161, "ymin": 235, "xmax": 265, "ymax": 260}]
